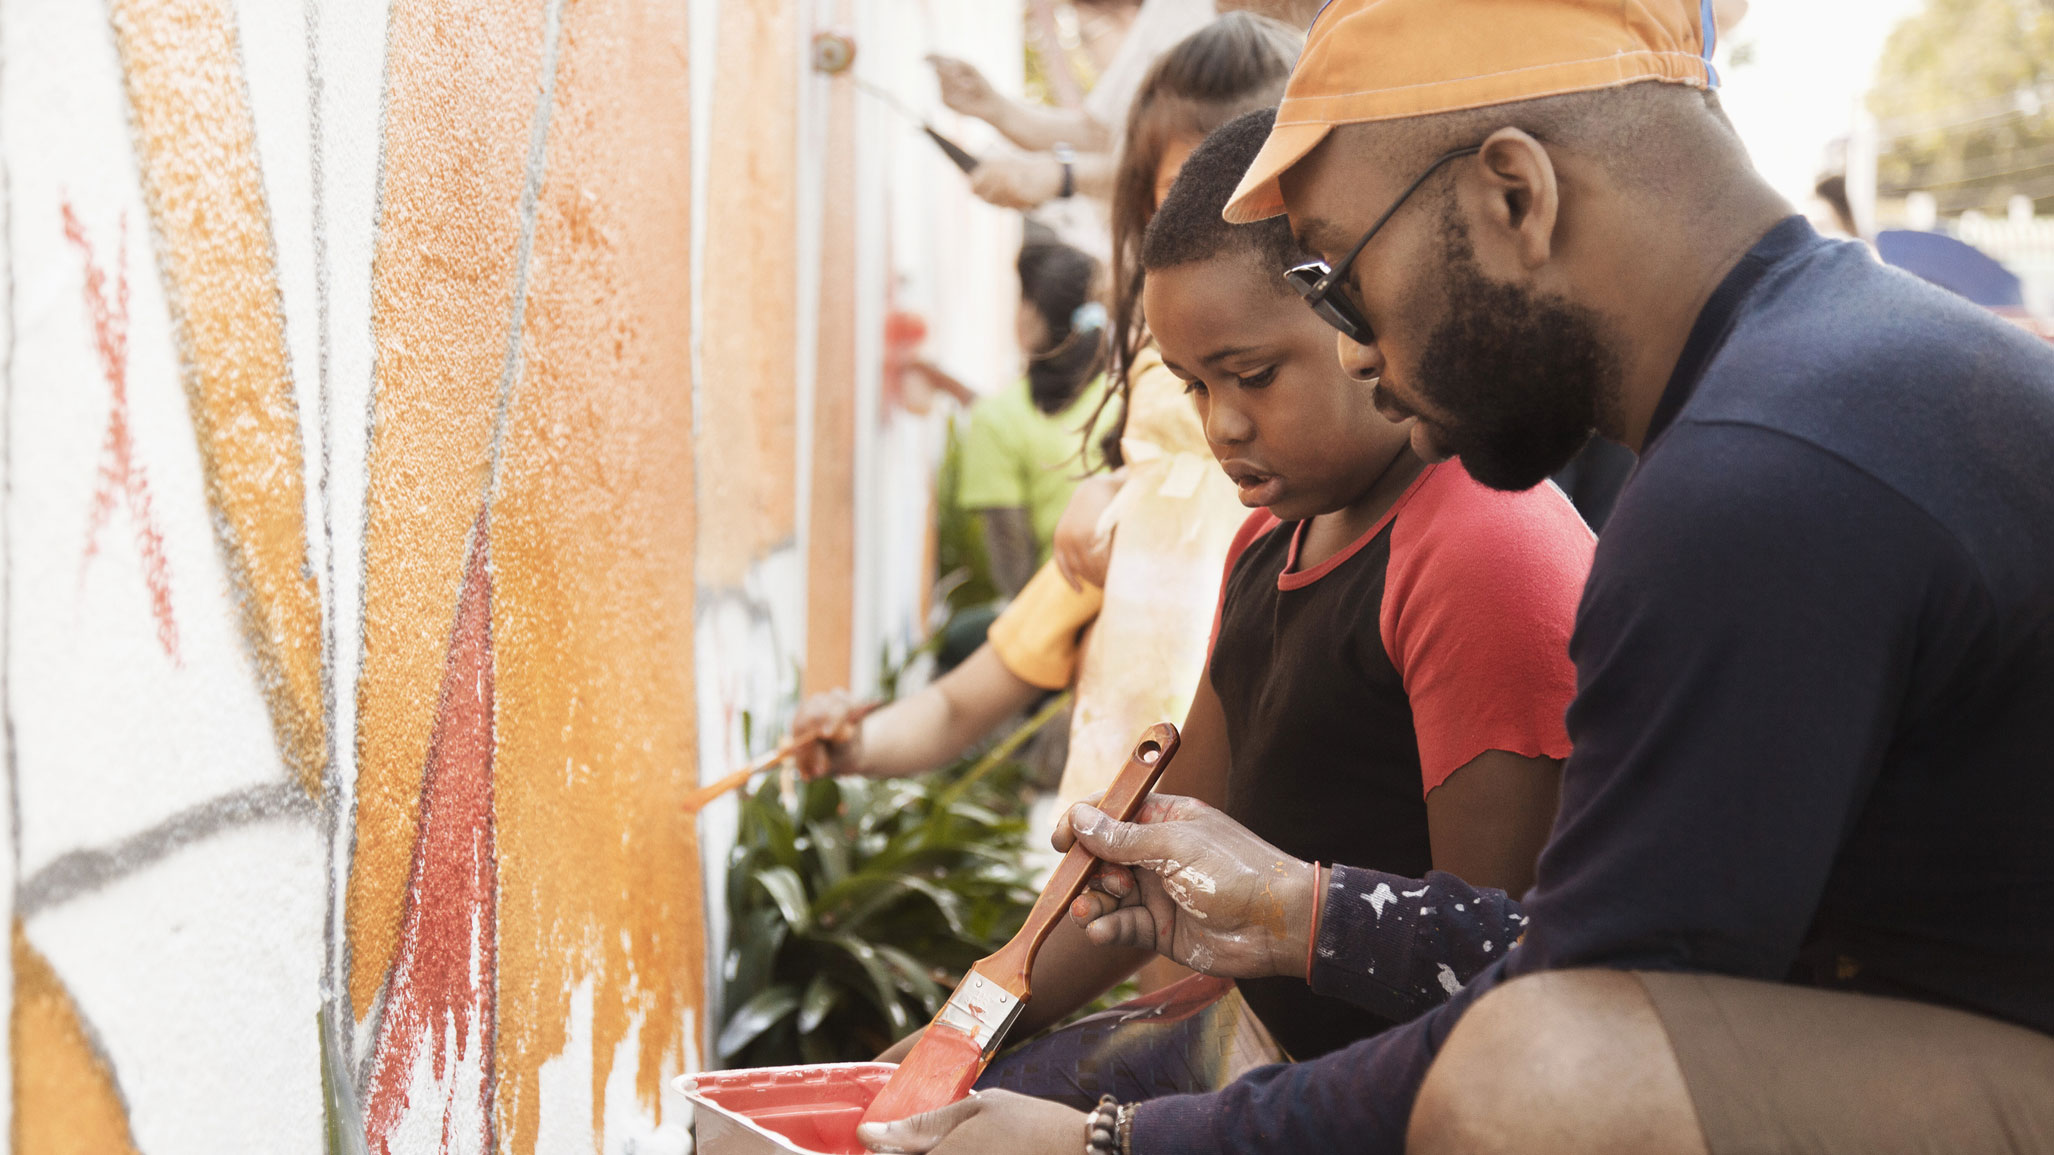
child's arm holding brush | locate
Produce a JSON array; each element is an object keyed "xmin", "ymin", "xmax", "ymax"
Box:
[{"xmin": 792, "ymin": 645, "xmax": 1043, "ymax": 780}]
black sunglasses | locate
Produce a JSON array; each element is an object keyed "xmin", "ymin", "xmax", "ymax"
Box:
[{"xmin": 1285, "ymin": 145, "xmax": 1482, "ymax": 345}]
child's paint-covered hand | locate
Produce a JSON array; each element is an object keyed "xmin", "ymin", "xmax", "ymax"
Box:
[{"xmin": 1055, "ymin": 793, "xmax": 1318, "ymax": 980}]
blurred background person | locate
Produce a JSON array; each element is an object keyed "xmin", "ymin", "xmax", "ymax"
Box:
[
  {"xmin": 958, "ymin": 238, "xmax": 1118, "ymax": 598},
  {"xmin": 929, "ymin": 0, "xmax": 1324, "ymax": 256}
]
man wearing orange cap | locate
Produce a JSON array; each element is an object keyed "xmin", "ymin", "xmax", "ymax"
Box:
[{"xmin": 856, "ymin": 1, "xmax": 2054, "ymax": 1154}]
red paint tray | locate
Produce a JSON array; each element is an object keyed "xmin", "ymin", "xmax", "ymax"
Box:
[{"xmin": 680, "ymin": 1063, "xmax": 941, "ymax": 1155}]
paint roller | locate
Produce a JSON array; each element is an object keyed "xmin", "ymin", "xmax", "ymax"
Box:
[{"xmin": 811, "ymin": 31, "xmax": 980, "ymax": 175}]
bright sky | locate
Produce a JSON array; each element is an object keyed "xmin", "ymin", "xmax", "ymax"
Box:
[{"xmin": 1717, "ymin": 0, "xmax": 1931, "ymax": 206}]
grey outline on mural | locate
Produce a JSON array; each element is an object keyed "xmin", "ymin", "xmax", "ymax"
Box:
[
  {"xmin": 336, "ymin": 0, "xmax": 410, "ymax": 1075},
  {"xmin": 302, "ymin": 0, "xmax": 362, "ymax": 1108},
  {"xmin": 485, "ymin": 0, "xmax": 566, "ymax": 503},
  {"xmin": 17, "ymin": 780, "xmax": 316, "ymax": 920}
]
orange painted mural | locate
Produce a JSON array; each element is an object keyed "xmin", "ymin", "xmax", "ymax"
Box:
[
  {"xmin": 7, "ymin": 0, "xmax": 702, "ymax": 1150},
  {"xmin": 3, "ymin": 0, "xmax": 1018, "ymax": 1149}
]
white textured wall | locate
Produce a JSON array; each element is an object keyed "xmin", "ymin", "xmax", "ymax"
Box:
[{"xmin": 4, "ymin": 0, "xmax": 327, "ymax": 1148}]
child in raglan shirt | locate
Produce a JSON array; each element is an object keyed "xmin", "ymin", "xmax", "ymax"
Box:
[
  {"xmin": 1123, "ymin": 106, "xmax": 1594, "ymax": 1061},
  {"xmin": 946, "ymin": 107, "xmax": 1594, "ymax": 1106}
]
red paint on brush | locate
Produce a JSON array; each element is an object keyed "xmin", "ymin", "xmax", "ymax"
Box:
[
  {"xmin": 861, "ymin": 725, "xmax": 1183, "ymax": 1131},
  {"xmin": 860, "ymin": 1021, "xmax": 984, "ymax": 1126},
  {"xmin": 63, "ymin": 202, "xmax": 179, "ymax": 663},
  {"xmin": 363, "ymin": 512, "xmax": 497, "ymax": 1154}
]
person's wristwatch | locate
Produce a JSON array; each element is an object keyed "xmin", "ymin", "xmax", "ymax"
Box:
[{"xmin": 1053, "ymin": 142, "xmax": 1077, "ymax": 199}]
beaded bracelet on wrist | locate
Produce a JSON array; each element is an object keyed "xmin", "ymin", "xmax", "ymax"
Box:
[{"xmin": 1086, "ymin": 1094, "xmax": 1124, "ymax": 1154}]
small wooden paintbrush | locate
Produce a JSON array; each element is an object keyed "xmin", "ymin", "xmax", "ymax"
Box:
[
  {"xmin": 681, "ymin": 702, "xmax": 882, "ymax": 814},
  {"xmin": 859, "ymin": 722, "xmax": 1182, "ymax": 1126}
]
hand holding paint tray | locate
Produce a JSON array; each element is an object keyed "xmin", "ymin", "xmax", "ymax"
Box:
[{"xmin": 858, "ymin": 723, "xmax": 1182, "ymax": 1127}]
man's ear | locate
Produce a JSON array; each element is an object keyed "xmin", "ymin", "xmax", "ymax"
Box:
[{"xmin": 1467, "ymin": 127, "xmax": 1559, "ymax": 271}]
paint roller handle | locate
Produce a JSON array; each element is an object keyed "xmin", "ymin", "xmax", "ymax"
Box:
[
  {"xmin": 924, "ymin": 126, "xmax": 980, "ymax": 174},
  {"xmin": 975, "ymin": 723, "xmax": 1180, "ymax": 992}
]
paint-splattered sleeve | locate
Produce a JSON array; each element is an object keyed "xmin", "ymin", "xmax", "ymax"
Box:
[
  {"xmin": 1127, "ymin": 868, "xmax": 1526, "ymax": 1155},
  {"xmin": 1306, "ymin": 866, "xmax": 1526, "ymax": 1022}
]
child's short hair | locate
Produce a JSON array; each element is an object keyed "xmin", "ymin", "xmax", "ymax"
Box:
[{"xmin": 1141, "ymin": 108, "xmax": 1311, "ymax": 287}]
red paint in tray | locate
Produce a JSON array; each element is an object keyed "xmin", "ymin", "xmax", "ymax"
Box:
[{"xmin": 684, "ymin": 1063, "xmax": 900, "ymax": 1155}]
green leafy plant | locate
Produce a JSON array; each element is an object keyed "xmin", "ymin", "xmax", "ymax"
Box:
[{"xmin": 717, "ymin": 696, "xmax": 1069, "ymax": 1067}]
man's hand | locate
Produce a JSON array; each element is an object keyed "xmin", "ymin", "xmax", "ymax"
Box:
[
  {"xmin": 968, "ymin": 152, "xmax": 1065, "ymax": 211},
  {"xmin": 1056, "ymin": 794, "xmax": 1318, "ymax": 979},
  {"xmin": 1052, "ymin": 472, "xmax": 1124, "ymax": 591},
  {"xmin": 859, "ymin": 1091, "xmax": 1082, "ymax": 1155},
  {"xmin": 789, "ymin": 689, "xmax": 868, "ymax": 779},
  {"xmin": 927, "ymin": 54, "xmax": 1003, "ymax": 124}
]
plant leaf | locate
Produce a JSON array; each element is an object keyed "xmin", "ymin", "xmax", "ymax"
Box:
[
  {"xmin": 723, "ymin": 907, "xmax": 789, "ymax": 1002},
  {"xmin": 741, "ymin": 786, "xmax": 802, "ymax": 870},
  {"xmin": 873, "ymin": 943, "xmax": 948, "ymax": 1011},
  {"xmin": 814, "ymin": 931, "xmax": 911, "ymax": 1033},
  {"xmin": 797, "ymin": 974, "xmax": 843, "ymax": 1035},
  {"xmin": 801, "ymin": 776, "xmax": 843, "ymax": 825},
  {"xmin": 888, "ymin": 875, "xmax": 968, "ymax": 938},
  {"xmin": 806, "ymin": 820, "xmax": 852, "ymax": 888},
  {"xmin": 718, "ymin": 985, "xmax": 800, "ymax": 1057},
  {"xmin": 752, "ymin": 865, "xmax": 811, "ymax": 931}
]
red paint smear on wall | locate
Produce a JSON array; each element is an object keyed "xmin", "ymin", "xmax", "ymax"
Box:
[
  {"xmin": 62, "ymin": 201, "xmax": 179, "ymax": 663},
  {"xmin": 363, "ymin": 512, "xmax": 497, "ymax": 1154}
]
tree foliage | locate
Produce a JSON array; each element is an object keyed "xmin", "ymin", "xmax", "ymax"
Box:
[{"xmin": 1869, "ymin": 0, "xmax": 2054, "ymax": 212}]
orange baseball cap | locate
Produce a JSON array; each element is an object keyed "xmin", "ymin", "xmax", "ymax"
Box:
[{"xmin": 1224, "ymin": 0, "xmax": 1720, "ymax": 223}]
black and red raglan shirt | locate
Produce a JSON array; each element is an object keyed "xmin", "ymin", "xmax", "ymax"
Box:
[{"xmin": 1206, "ymin": 459, "xmax": 1594, "ymax": 1059}]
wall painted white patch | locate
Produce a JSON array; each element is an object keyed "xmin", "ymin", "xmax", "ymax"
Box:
[
  {"xmin": 378, "ymin": 984, "xmax": 491, "ymax": 1155},
  {"xmin": 2, "ymin": 0, "xmax": 292, "ymax": 879},
  {"xmin": 536, "ymin": 975, "xmax": 693, "ymax": 1155},
  {"xmin": 304, "ymin": 0, "xmax": 390, "ymax": 1064},
  {"xmin": 26, "ymin": 817, "xmax": 324, "ymax": 1155},
  {"xmin": 693, "ymin": 543, "xmax": 803, "ymax": 1059}
]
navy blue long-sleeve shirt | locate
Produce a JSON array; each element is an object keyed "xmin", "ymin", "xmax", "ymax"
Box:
[{"xmin": 1134, "ymin": 217, "xmax": 2054, "ymax": 1154}]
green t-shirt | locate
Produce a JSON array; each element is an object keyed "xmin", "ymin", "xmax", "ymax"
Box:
[{"xmin": 957, "ymin": 375, "xmax": 1118, "ymax": 563}]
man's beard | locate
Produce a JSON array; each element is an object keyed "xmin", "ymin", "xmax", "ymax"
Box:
[{"xmin": 1410, "ymin": 219, "xmax": 1621, "ymax": 491}]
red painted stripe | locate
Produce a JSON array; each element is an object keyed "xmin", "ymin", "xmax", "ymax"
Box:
[{"xmin": 363, "ymin": 511, "xmax": 497, "ymax": 1154}]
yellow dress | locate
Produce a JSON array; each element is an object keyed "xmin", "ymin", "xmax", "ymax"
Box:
[{"xmin": 1054, "ymin": 346, "xmax": 1249, "ymax": 811}]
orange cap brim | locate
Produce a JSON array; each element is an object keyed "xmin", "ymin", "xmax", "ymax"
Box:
[{"xmin": 1223, "ymin": 120, "xmax": 1332, "ymax": 225}]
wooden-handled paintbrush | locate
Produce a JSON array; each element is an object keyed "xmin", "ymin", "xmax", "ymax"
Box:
[
  {"xmin": 681, "ymin": 702, "xmax": 881, "ymax": 814},
  {"xmin": 859, "ymin": 722, "xmax": 1182, "ymax": 1126}
]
